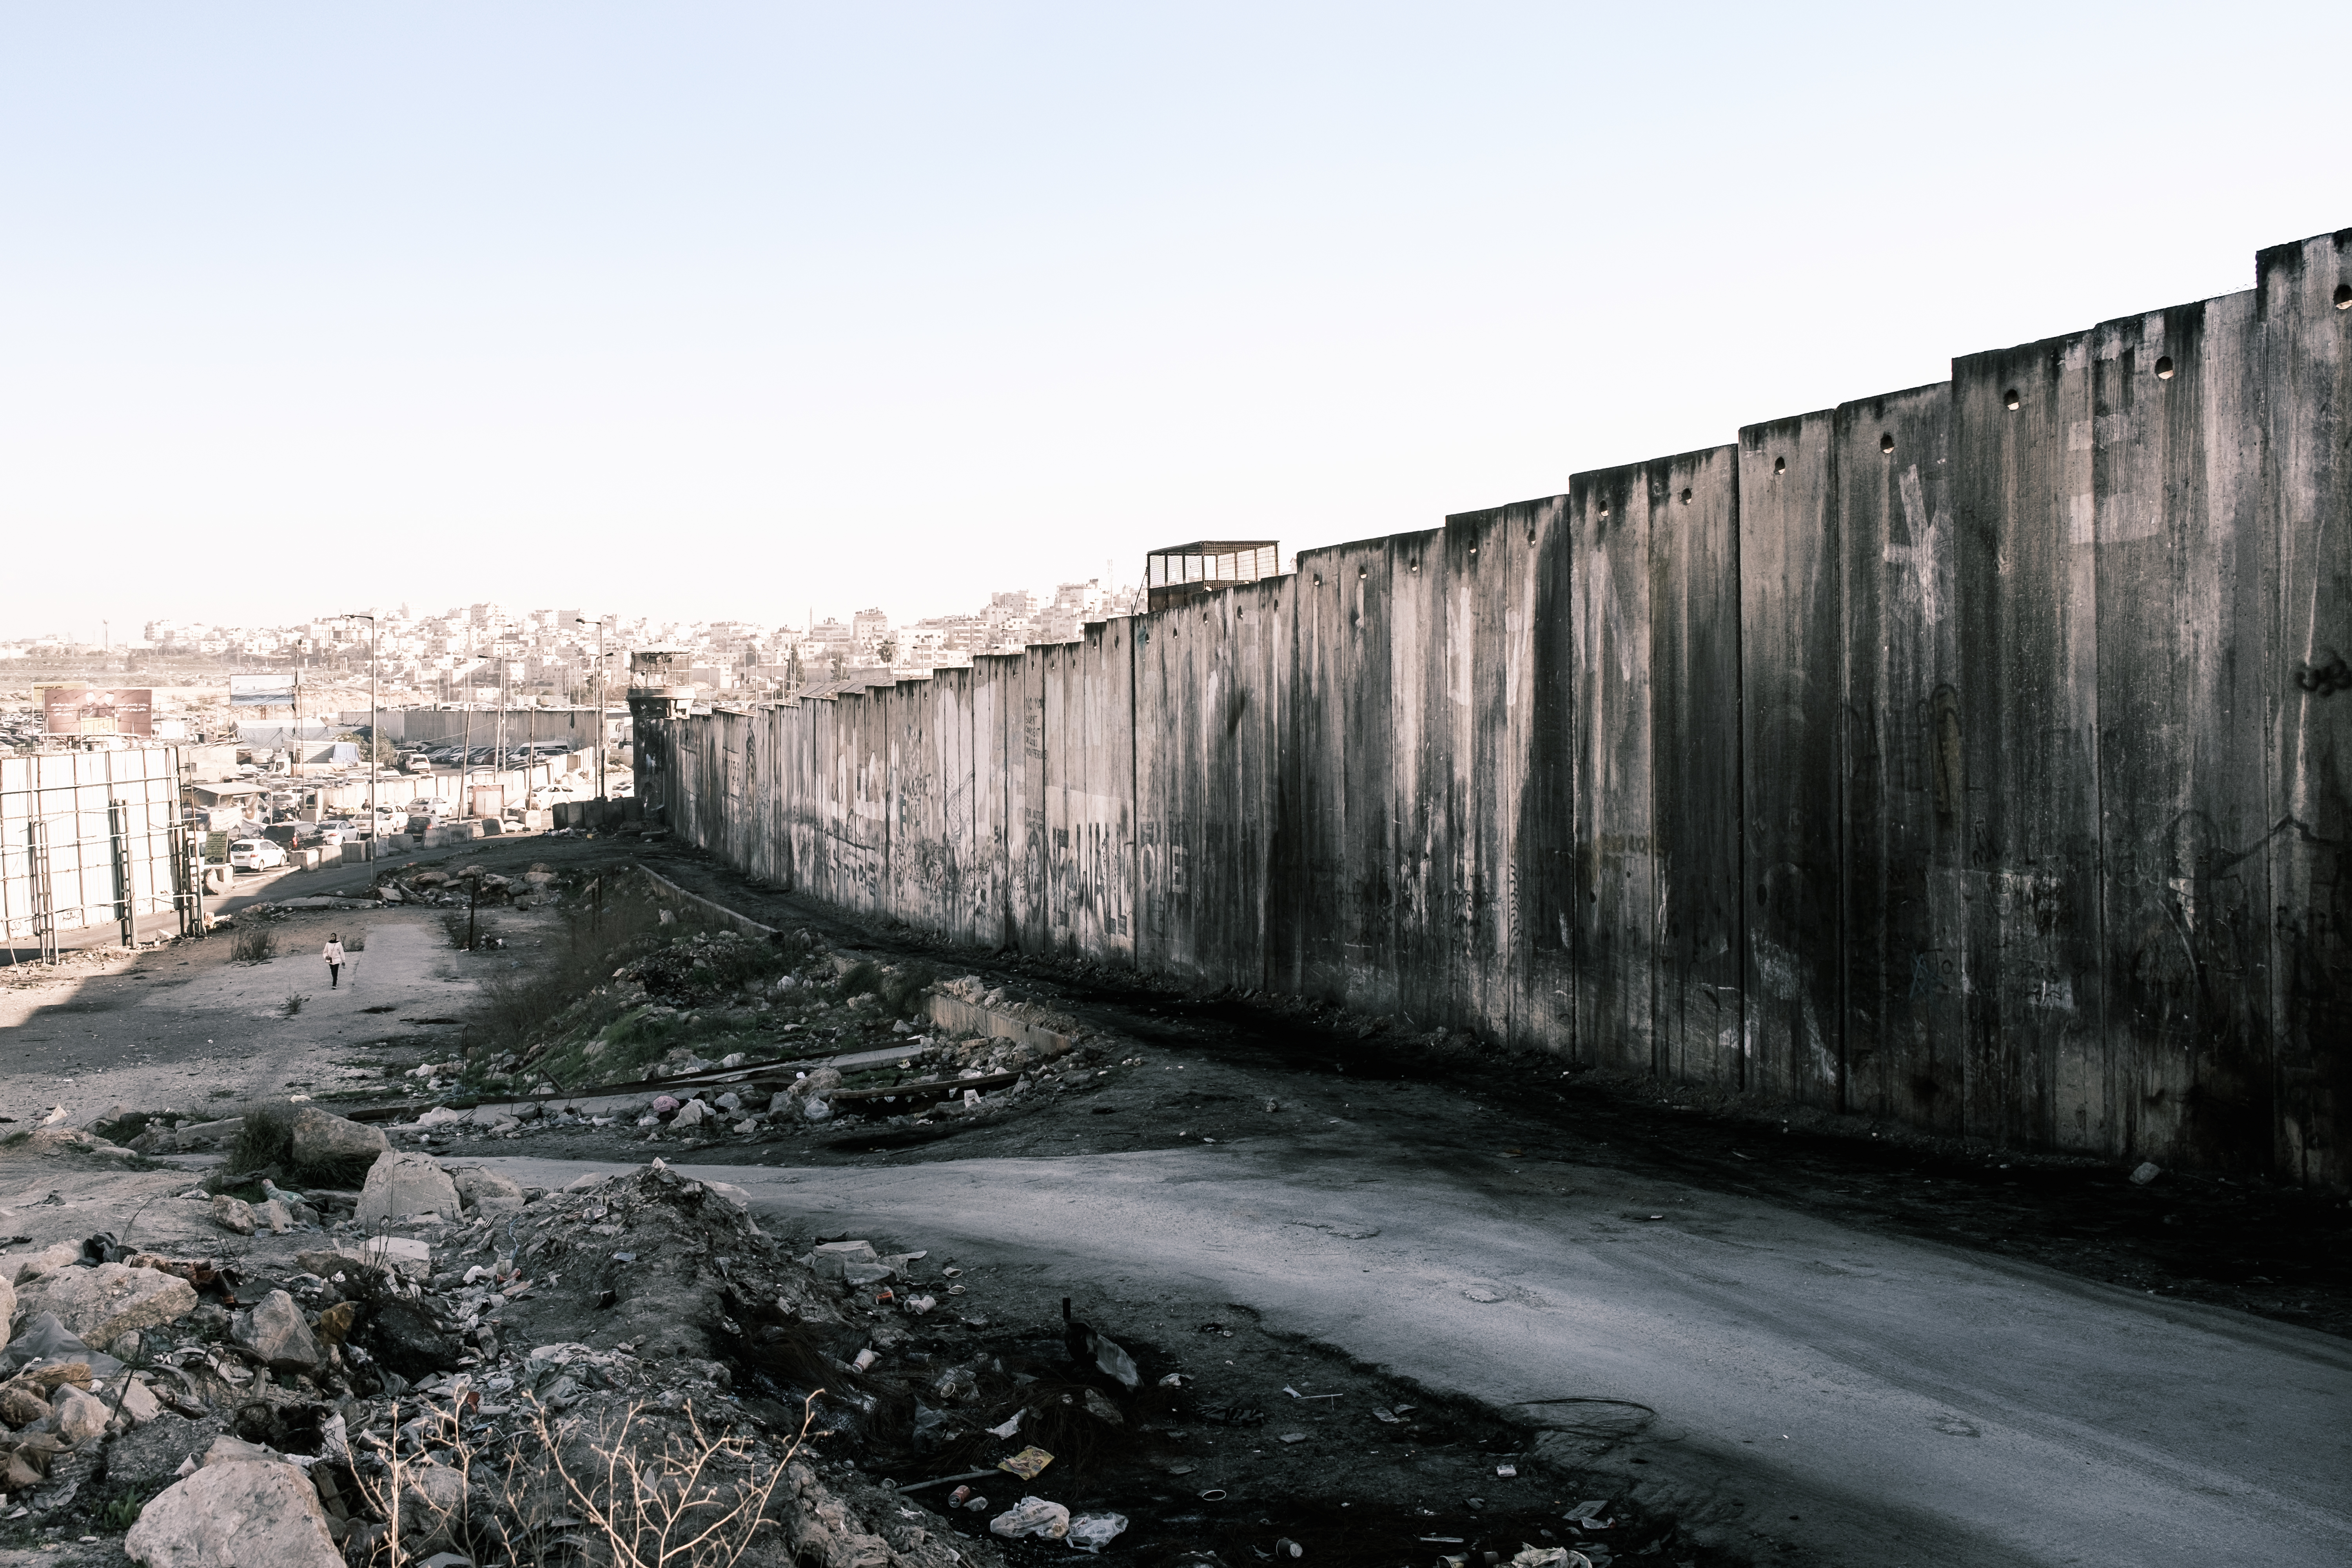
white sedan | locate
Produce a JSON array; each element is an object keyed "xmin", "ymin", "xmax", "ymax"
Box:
[{"xmin": 228, "ymin": 838, "xmax": 288, "ymax": 871}]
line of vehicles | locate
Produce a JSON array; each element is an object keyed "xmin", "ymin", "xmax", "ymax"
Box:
[{"xmin": 396, "ymin": 739, "xmax": 579, "ymax": 773}]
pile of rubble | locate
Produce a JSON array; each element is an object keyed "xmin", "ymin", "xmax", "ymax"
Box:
[
  {"xmin": 369, "ymin": 863, "xmax": 574, "ymax": 910},
  {"xmin": 0, "ymin": 1116, "xmax": 1014, "ymax": 1565}
]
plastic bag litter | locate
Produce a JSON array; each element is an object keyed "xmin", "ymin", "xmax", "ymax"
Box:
[
  {"xmin": 4, "ymin": 1312, "xmax": 125, "ymax": 1377},
  {"xmin": 1511, "ymin": 1549, "xmax": 1592, "ymax": 1568},
  {"xmin": 989, "ymin": 1496, "xmax": 1071, "ymax": 1540},
  {"xmin": 1068, "ymin": 1512, "xmax": 1129, "ymax": 1553}
]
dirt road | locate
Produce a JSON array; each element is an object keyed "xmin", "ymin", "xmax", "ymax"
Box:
[{"xmin": 478, "ymin": 1142, "xmax": 2352, "ymax": 1568}]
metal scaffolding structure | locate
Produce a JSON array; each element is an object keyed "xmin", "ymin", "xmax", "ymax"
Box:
[{"xmin": 0, "ymin": 745, "xmax": 188, "ymax": 954}]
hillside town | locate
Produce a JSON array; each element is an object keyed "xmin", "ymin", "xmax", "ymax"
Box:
[{"xmin": 0, "ymin": 574, "xmax": 1144, "ymax": 713}]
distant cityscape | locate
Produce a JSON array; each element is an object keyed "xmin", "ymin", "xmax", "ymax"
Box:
[{"xmin": 0, "ymin": 573, "xmax": 1147, "ymax": 704}]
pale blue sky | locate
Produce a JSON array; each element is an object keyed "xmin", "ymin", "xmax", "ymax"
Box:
[{"xmin": 4, "ymin": 3, "xmax": 2344, "ymax": 637}]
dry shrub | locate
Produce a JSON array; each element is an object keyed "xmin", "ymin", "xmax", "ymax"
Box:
[
  {"xmin": 231, "ymin": 924, "xmax": 277, "ymax": 962},
  {"xmin": 348, "ymin": 1394, "xmax": 816, "ymax": 1568}
]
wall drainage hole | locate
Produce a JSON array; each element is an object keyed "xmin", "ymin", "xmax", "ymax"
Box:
[
  {"xmin": 1773, "ymin": 456, "xmax": 1786, "ymax": 474},
  {"xmin": 2004, "ymin": 389, "xmax": 2021, "ymax": 410},
  {"xmin": 2336, "ymin": 283, "xmax": 2352, "ymax": 309},
  {"xmin": 1880, "ymin": 433, "xmax": 1895, "ymax": 454},
  {"xmin": 2155, "ymin": 356, "xmax": 2175, "ymax": 379},
  {"xmin": 1679, "ymin": 488, "xmax": 1693, "ymax": 505}
]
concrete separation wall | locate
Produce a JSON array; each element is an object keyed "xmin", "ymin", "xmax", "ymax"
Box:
[{"xmin": 635, "ymin": 227, "xmax": 2352, "ymax": 1188}]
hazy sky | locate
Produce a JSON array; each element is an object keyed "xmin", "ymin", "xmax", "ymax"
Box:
[{"xmin": 5, "ymin": 3, "xmax": 2345, "ymax": 640}]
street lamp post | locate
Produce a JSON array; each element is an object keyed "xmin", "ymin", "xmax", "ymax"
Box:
[{"xmin": 343, "ymin": 614, "xmax": 378, "ymax": 857}]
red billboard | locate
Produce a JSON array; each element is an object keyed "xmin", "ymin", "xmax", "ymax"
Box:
[{"xmin": 39, "ymin": 686, "xmax": 155, "ymax": 737}]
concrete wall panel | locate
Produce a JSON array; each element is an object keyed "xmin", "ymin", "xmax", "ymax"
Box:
[
  {"xmin": 2089, "ymin": 294, "xmax": 2275, "ymax": 1167},
  {"xmin": 1836, "ymin": 383, "xmax": 1967, "ymax": 1134},
  {"xmin": 1740, "ymin": 412, "xmax": 1842, "ymax": 1105},
  {"xmin": 1571, "ymin": 463, "xmax": 1656, "ymax": 1069},
  {"xmin": 1650, "ymin": 447, "xmax": 1744, "ymax": 1087},
  {"xmin": 2257, "ymin": 230, "xmax": 2352, "ymax": 1188},
  {"xmin": 1952, "ymin": 336, "xmax": 2108, "ymax": 1153}
]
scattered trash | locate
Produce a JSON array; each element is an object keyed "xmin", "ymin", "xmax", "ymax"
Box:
[
  {"xmin": 1198, "ymin": 1488, "xmax": 1228, "ymax": 1501},
  {"xmin": 852, "ymin": 1348, "xmax": 880, "ymax": 1372},
  {"xmin": 1068, "ymin": 1512, "xmax": 1130, "ymax": 1553},
  {"xmin": 988, "ymin": 1410, "xmax": 1024, "ymax": 1439},
  {"xmin": 2130, "ymin": 1161, "xmax": 2163, "ymax": 1185},
  {"xmin": 1272, "ymin": 1538, "xmax": 1304, "ymax": 1559},
  {"xmin": 996, "ymin": 1445, "xmax": 1055, "ymax": 1480},
  {"xmin": 1497, "ymin": 1463, "xmax": 1518, "ymax": 1477},
  {"xmin": 1165, "ymin": 1463, "xmax": 1196, "ymax": 1476},
  {"xmin": 989, "ymin": 1495, "xmax": 1071, "ymax": 1540},
  {"xmin": 1278, "ymin": 1431, "xmax": 1308, "ymax": 1443},
  {"xmin": 1371, "ymin": 1406, "xmax": 1403, "ymax": 1423},
  {"xmin": 1283, "ymin": 1385, "xmax": 1339, "ymax": 1400},
  {"xmin": 1063, "ymin": 1297, "xmax": 1140, "ymax": 1390},
  {"xmin": 1158, "ymin": 1372, "xmax": 1189, "ymax": 1388}
]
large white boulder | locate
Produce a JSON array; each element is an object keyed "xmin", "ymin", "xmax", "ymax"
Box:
[
  {"xmin": 124, "ymin": 1459, "xmax": 343, "ymax": 1568},
  {"xmin": 287, "ymin": 1107, "xmax": 388, "ymax": 1168},
  {"xmin": 354, "ymin": 1151, "xmax": 462, "ymax": 1228},
  {"xmin": 14, "ymin": 1262, "xmax": 196, "ymax": 1346}
]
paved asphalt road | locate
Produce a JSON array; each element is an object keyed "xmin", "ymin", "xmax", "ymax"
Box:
[{"xmin": 484, "ymin": 1139, "xmax": 2352, "ymax": 1568}]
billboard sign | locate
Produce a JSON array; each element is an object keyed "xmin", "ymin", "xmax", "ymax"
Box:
[
  {"xmin": 230, "ymin": 674, "xmax": 296, "ymax": 707},
  {"xmin": 39, "ymin": 686, "xmax": 154, "ymax": 736}
]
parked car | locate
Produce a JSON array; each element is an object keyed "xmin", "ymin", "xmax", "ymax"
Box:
[{"xmin": 229, "ymin": 838, "xmax": 287, "ymax": 871}]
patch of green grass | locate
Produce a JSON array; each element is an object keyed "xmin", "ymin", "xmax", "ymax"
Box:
[
  {"xmin": 101, "ymin": 1494, "xmax": 143, "ymax": 1530},
  {"xmin": 279, "ymin": 993, "xmax": 309, "ymax": 1018}
]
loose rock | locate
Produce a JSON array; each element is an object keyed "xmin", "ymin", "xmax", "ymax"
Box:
[
  {"xmin": 15, "ymin": 1262, "xmax": 197, "ymax": 1347},
  {"xmin": 287, "ymin": 1107, "xmax": 389, "ymax": 1169},
  {"xmin": 231, "ymin": 1290, "xmax": 323, "ymax": 1373},
  {"xmin": 125, "ymin": 1458, "xmax": 343, "ymax": 1568},
  {"xmin": 355, "ymin": 1150, "xmax": 463, "ymax": 1227}
]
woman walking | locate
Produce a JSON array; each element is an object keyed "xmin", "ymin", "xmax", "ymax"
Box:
[{"xmin": 323, "ymin": 932, "xmax": 347, "ymax": 989}]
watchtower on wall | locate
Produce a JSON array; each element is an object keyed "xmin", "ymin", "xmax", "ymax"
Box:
[{"xmin": 1144, "ymin": 540, "xmax": 1280, "ymax": 613}]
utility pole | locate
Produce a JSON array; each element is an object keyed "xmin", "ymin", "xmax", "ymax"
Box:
[
  {"xmin": 576, "ymin": 616, "xmax": 610, "ymax": 813},
  {"xmin": 343, "ymin": 613, "xmax": 377, "ymax": 855},
  {"xmin": 458, "ymin": 625, "xmax": 475, "ymax": 819}
]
